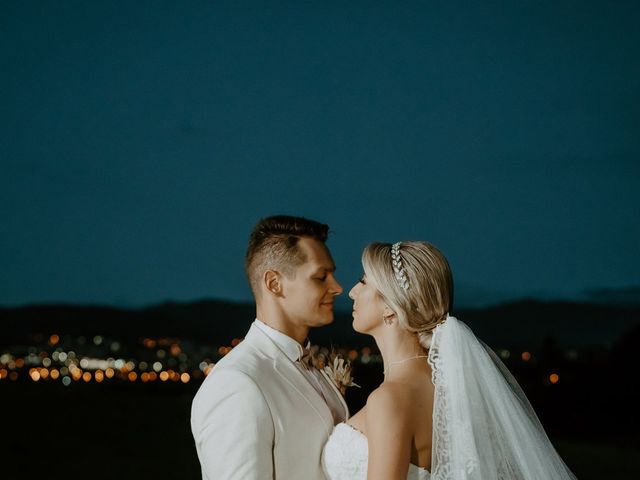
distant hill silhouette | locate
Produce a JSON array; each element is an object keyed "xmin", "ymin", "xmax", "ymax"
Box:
[
  {"xmin": 456, "ymin": 299, "xmax": 639, "ymax": 348},
  {"xmin": 1, "ymin": 298, "xmax": 638, "ymax": 349},
  {"xmin": 583, "ymin": 286, "xmax": 640, "ymax": 307},
  {"xmin": 0, "ymin": 300, "xmax": 254, "ymax": 344}
]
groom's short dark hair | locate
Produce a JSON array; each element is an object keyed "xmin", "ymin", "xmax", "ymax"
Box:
[{"xmin": 245, "ymin": 215, "xmax": 330, "ymax": 298}]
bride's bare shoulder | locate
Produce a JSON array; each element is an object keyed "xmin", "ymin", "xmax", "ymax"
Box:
[
  {"xmin": 365, "ymin": 381, "xmax": 414, "ymax": 418},
  {"xmin": 362, "ymin": 382, "xmax": 418, "ymax": 448}
]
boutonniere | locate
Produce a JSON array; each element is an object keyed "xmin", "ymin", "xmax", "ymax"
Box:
[
  {"xmin": 324, "ymin": 353, "xmax": 360, "ymax": 395},
  {"xmin": 310, "ymin": 348, "xmax": 360, "ymax": 396}
]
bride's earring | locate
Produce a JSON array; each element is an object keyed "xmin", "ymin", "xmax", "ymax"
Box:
[{"xmin": 383, "ymin": 314, "xmax": 393, "ymax": 325}]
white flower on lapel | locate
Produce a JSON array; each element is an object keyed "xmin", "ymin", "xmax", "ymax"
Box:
[{"xmin": 322, "ymin": 353, "xmax": 360, "ymax": 396}]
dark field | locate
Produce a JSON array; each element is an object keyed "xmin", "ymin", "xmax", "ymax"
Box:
[
  {"xmin": 2, "ymin": 381, "xmax": 638, "ymax": 480},
  {"xmin": 2, "ymin": 300, "xmax": 639, "ymax": 478}
]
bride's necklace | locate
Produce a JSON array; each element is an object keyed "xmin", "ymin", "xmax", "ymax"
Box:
[{"xmin": 383, "ymin": 355, "xmax": 429, "ymax": 376}]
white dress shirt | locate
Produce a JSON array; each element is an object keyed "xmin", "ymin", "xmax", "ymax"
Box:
[{"xmin": 254, "ymin": 319, "xmax": 347, "ymax": 424}]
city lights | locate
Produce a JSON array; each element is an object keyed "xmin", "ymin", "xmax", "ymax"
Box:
[{"xmin": 0, "ymin": 331, "xmax": 576, "ymax": 395}]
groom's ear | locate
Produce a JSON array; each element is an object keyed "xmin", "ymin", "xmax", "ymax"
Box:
[{"xmin": 263, "ymin": 270, "xmax": 284, "ymax": 297}]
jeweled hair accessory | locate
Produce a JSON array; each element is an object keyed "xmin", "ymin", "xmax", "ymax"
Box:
[{"xmin": 391, "ymin": 242, "xmax": 410, "ymax": 290}]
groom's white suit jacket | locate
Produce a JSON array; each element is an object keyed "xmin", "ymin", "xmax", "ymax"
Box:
[{"xmin": 191, "ymin": 322, "xmax": 349, "ymax": 480}]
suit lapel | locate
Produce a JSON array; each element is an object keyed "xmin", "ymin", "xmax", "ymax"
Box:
[
  {"xmin": 319, "ymin": 368, "xmax": 350, "ymax": 422},
  {"xmin": 245, "ymin": 324, "xmax": 334, "ymax": 435},
  {"xmin": 273, "ymin": 357, "xmax": 334, "ymax": 435}
]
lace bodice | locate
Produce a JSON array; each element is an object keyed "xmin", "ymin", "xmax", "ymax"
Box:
[{"xmin": 322, "ymin": 423, "xmax": 430, "ymax": 480}]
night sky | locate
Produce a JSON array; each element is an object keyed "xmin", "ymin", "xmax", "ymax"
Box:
[{"xmin": 2, "ymin": 1, "xmax": 638, "ymax": 308}]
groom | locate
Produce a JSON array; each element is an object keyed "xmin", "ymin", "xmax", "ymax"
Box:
[{"xmin": 191, "ymin": 215, "xmax": 349, "ymax": 479}]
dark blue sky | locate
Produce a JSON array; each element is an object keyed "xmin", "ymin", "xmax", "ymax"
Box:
[{"xmin": 2, "ymin": 1, "xmax": 639, "ymax": 308}]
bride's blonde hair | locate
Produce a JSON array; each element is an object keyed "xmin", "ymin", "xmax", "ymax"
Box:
[{"xmin": 362, "ymin": 241, "xmax": 453, "ymax": 349}]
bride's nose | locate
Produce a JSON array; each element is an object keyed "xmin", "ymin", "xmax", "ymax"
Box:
[{"xmin": 348, "ymin": 284, "xmax": 357, "ymax": 300}]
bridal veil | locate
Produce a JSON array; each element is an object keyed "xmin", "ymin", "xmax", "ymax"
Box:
[{"xmin": 428, "ymin": 315, "xmax": 577, "ymax": 479}]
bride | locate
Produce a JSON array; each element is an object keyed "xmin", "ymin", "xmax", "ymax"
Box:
[{"xmin": 322, "ymin": 241, "xmax": 576, "ymax": 479}]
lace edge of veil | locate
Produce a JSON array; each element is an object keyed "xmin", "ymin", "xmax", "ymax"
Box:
[
  {"xmin": 427, "ymin": 316, "xmax": 479, "ymax": 480},
  {"xmin": 427, "ymin": 317, "xmax": 450, "ymax": 480}
]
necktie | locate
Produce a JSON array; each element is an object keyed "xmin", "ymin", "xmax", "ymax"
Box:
[{"xmin": 298, "ymin": 344, "xmax": 315, "ymax": 368}]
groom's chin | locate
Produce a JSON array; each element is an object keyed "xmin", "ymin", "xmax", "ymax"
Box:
[{"xmin": 315, "ymin": 313, "xmax": 335, "ymax": 327}]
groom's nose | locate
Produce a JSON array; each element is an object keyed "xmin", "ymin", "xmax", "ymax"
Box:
[{"xmin": 328, "ymin": 275, "xmax": 343, "ymax": 296}]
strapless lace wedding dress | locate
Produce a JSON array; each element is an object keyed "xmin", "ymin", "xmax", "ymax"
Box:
[{"xmin": 322, "ymin": 423, "xmax": 430, "ymax": 480}]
